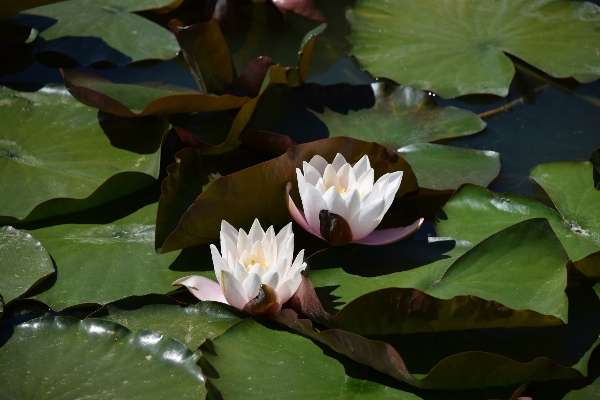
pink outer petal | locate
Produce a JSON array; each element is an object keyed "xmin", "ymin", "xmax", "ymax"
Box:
[
  {"xmin": 352, "ymin": 218, "xmax": 424, "ymax": 246},
  {"xmin": 173, "ymin": 276, "xmax": 228, "ymax": 304},
  {"xmin": 286, "ymin": 182, "xmax": 321, "ymax": 238}
]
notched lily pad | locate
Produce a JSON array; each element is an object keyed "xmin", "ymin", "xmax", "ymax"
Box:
[
  {"xmin": 0, "ymin": 226, "xmax": 54, "ymax": 305},
  {"xmin": 158, "ymin": 136, "xmax": 419, "ymax": 253},
  {"xmin": 0, "ymin": 85, "xmax": 164, "ymax": 223},
  {"xmin": 91, "ymin": 295, "xmax": 241, "ymax": 350},
  {"xmin": 348, "ymin": 0, "xmax": 600, "ymax": 98},
  {"xmin": 0, "ymin": 317, "xmax": 206, "ymax": 399},
  {"xmin": 63, "ymin": 69, "xmax": 250, "ymax": 117},
  {"xmin": 8, "ymin": 0, "xmax": 179, "ymax": 65}
]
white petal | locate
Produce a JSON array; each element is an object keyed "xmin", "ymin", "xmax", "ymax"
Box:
[
  {"xmin": 302, "ymin": 162, "xmax": 322, "ymax": 186},
  {"xmin": 323, "ymin": 187, "xmax": 348, "ymax": 219},
  {"xmin": 357, "ymin": 168, "xmax": 374, "ymax": 194},
  {"xmin": 280, "ymin": 236, "xmax": 294, "ymax": 266},
  {"xmin": 275, "ymin": 223, "xmax": 293, "ymax": 251},
  {"xmin": 332, "ymin": 153, "xmax": 347, "ymax": 172},
  {"xmin": 315, "ymin": 179, "xmax": 327, "ymax": 195},
  {"xmin": 262, "ymin": 226, "xmax": 276, "ymax": 265},
  {"xmin": 281, "ymin": 272, "xmax": 303, "ymax": 304},
  {"xmin": 303, "ymin": 184, "xmax": 328, "ymax": 235},
  {"xmin": 173, "ymin": 276, "xmax": 227, "ymax": 304},
  {"xmin": 261, "ymin": 271, "xmax": 280, "ymax": 291},
  {"xmin": 336, "ymin": 163, "xmax": 352, "ymax": 189},
  {"xmin": 250, "ymin": 241, "xmax": 267, "ymax": 265},
  {"xmin": 221, "ymin": 270, "xmax": 249, "ymax": 310},
  {"xmin": 220, "ymin": 231, "xmax": 236, "ymax": 261},
  {"xmin": 272, "ymin": 257, "xmax": 290, "ymax": 279},
  {"xmin": 233, "ymin": 260, "xmax": 248, "ymax": 282},
  {"xmin": 349, "ymin": 199, "xmax": 385, "ymax": 241},
  {"xmin": 308, "ymin": 155, "xmax": 328, "ymax": 175},
  {"xmin": 352, "ymin": 155, "xmax": 370, "ymax": 178},
  {"xmin": 344, "ymin": 189, "xmax": 362, "ymax": 221},
  {"xmin": 296, "ymin": 168, "xmax": 307, "ymax": 195},
  {"xmin": 248, "ymin": 219, "xmax": 265, "ymax": 243},
  {"xmin": 288, "ymin": 250, "xmax": 306, "ymax": 279},
  {"xmin": 237, "ymin": 229, "xmax": 252, "ymax": 257},
  {"xmin": 248, "ymin": 264, "xmax": 265, "ymax": 277},
  {"xmin": 322, "ymin": 164, "xmax": 339, "ymax": 190},
  {"xmin": 210, "ymin": 244, "xmax": 227, "ymax": 285},
  {"xmin": 220, "ymin": 220, "xmax": 239, "ymax": 243},
  {"xmin": 242, "ymin": 273, "xmax": 262, "ymax": 300}
]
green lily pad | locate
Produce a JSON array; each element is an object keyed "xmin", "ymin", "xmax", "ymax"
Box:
[
  {"xmin": 63, "ymin": 69, "xmax": 250, "ymax": 117},
  {"xmin": 273, "ymin": 285, "xmax": 600, "ymax": 390},
  {"xmin": 347, "ymin": 0, "xmax": 600, "ymax": 98},
  {"xmin": 436, "ymin": 162, "xmax": 600, "ymax": 271},
  {"xmin": 0, "ymin": 226, "xmax": 54, "ymax": 305},
  {"xmin": 0, "ymin": 317, "xmax": 206, "ymax": 399},
  {"xmin": 315, "ymin": 83, "xmax": 486, "ymax": 147},
  {"xmin": 310, "ymin": 218, "xmax": 569, "ymax": 333},
  {"xmin": 91, "ymin": 296, "xmax": 241, "ymax": 350},
  {"xmin": 158, "ymin": 136, "xmax": 419, "ymax": 252},
  {"xmin": 27, "ymin": 203, "xmax": 205, "ymax": 310},
  {"xmin": 0, "ymin": 85, "xmax": 164, "ymax": 223},
  {"xmin": 92, "ymin": 0, "xmax": 183, "ymax": 13},
  {"xmin": 397, "ymin": 144, "xmax": 500, "ymax": 191},
  {"xmin": 9, "ymin": 0, "xmax": 179, "ymax": 65}
]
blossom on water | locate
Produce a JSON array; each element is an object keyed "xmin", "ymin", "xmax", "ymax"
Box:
[
  {"xmin": 173, "ymin": 219, "xmax": 306, "ymax": 315},
  {"xmin": 287, "ymin": 153, "xmax": 423, "ymax": 246}
]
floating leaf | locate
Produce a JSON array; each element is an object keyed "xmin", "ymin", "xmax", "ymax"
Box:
[
  {"xmin": 27, "ymin": 204, "xmax": 203, "ymax": 310},
  {"xmin": 347, "ymin": 0, "xmax": 600, "ymax": 98},
  {"xmin": 63, "ymin": 69, "xmax": 250, "ymax": 117},
  {"xmin": 314, "ymin": 83, "xmax": 486, "ymax": 147},
  {"xmin": 159, "ymin": 137, "xmax": 418, "ymax": 253},
  {"xmin": 309, "ymin": 218, "xmax": 569, "ymax": 333},
  {"xmin": 0, "ymin": 85, "xmax": 164, "ymax": 223},
  {"xmin": 0, "ymin": 227, "xmax": 54, "ymax": 305},
  {"xmin": 93, "ymin": 0, "xmax": 184, "ymax": 13},
  {"xmin": 398, "ymin": 144, "xmax": 500, "ymax": 191},
  {"xmin": 436, "ymin": 162, "xmax": 600, "ymax": 273},
  {"xmin": 273, "ymin": 285, "xmax": 600, "ymax": 389},
  {"xmin": 91, "ymin": 296, "xmax": 241, "ymax": 350},
  {"xmin": 168, "ymin": 19, "xmax": 237, "ymax": 94},
  {"xmin": 286, "ymin": 23, "xmax": 327, "ymax": 86},
  {"xmin": 9, "ymin": 0, "xmax": 180, "ymax": 65},
  {"xmin": 0, "ymin": 317, "xmax": 206, "ymax": 399}
]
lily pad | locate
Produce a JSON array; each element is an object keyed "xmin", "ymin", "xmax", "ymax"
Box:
[
  {"xmin": 0, "ymin": 85, "xmax": 164, "ymax": 222},
  {"xmin": 0, "ymin": 317, "xmax": 206, "ymax": 399},
  {"xmin": 347, "ymin": 0, "xmax": 600, "ymax": 98},
  {"xmin": 9, "ymin": 0, "xmax": 179, "ymax": 65},
  {"xmin": 93, "ymin": 0, "xmax": 183, "ymax": 13},
  {"xmin": 0, "ymin": 226, "xmax": 54, "ymax": 305},
  {"xmin": 314, "ymin": 83, "xmax": 486, "ymax": 147},
  {"xmin": 91, "ymin": 296, "xmax": 241, "ymax": 350},
  {"xmin": 436, "ymin": 162, "xmax": 600, "ymax": 272},
  {"xmin": 397, "ymin": 144, "xmax": 500, "ymax": 191},
  {"xmin": 158, "ymin": 136, "xmax": 419, "ymax": 252},
  {"xmin": 309, "ymin": 218, "xmax": 569, "ymax": 333},
  {"xmin": 27, "ymin": 203, "xmax": 203, "ymax": 310},
  {"xmin": 63, "ymin": 69, "xmax": 250, "ymax": 117}
]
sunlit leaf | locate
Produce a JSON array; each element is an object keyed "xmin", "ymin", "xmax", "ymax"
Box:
[
  {"xmin": 27, "ymin": 204, "xmax": 206, "ymax": 310},
  {"xmin": 398, "ymin": 144, "xmax": 500, "ymax": 191},
  {"xmin": 63, "ymin": 69, "xmax": 250, "ymax": 117},
  {"xmin": 0, "ymin": 85, "xmax": 164, "ymax": 223},
  {"xmin": 9, "ymin": 0, "xmax": 179, "ymax": 65},
  {"xmin": 0, "ymin": 317, "xmax": 206, "ymax": 399},
  {"xmin": 348, "ymin": 0, "xmax": 600, "ymax": 98},
  {"xmin": 158, "ymin": 137, "xmax": 418, "ymax": 252},
  {"xmin": 0, "ymin": 227, "xmax": 54, "ymax": 305},
  {"xmin": 91, "ymin": 296, "xmax": 241, "ymax": 350}
]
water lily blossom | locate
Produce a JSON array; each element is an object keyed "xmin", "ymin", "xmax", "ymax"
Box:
[
  {"xmin": 173, "ymin": 219, "xmax": 306, "ymax": 315},
  {"xmin": 287, "ymin": 153, "xmax": 423, "ymax": 246}
]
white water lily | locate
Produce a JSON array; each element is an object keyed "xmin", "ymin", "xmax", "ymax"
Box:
[
  {"xmin": 173, "ymin": 219, "xmax": 306, "ymax": 315},
  {"xmin": 287, "ymin": 153, "xmax": 423, "ymax": 246}
]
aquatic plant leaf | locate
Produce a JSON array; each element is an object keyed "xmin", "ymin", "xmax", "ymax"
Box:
[
  {"xmin": 272, "ymin": 285, "xmax": 600, "ymax": 390},
  {"xmin": 0, "ymin": 227, "xmax": 54, "ymax": 305},
  {"xmin": 0, "ymin": 85, "xmax": 164, "ymax": 223},
  {"xmin": 309, "ymin": 218, "xmax": 569, "ymax": 333},
  {"xmin": 0, "ymin": 317, "xmax": 206, "ymax": 399},
  {"xmin": 168, "ymin": 19, "xmax": 237, "ymax": 94},
  {"xmin": 93, "ymin": 0, "xmax": 184, "ymax": 13},
  {"xmin": 91, "ymin": 296, "xmax": 241, "ymax": 350},
  {"xmin": 315, "ymin": 83, "xmax": 486, "ymax": 147},
  {"xmin": 159, "ymin": 137, "xmax": 418, "ymax": 252},
  {"xmin": 27, "ymin": 204, "xmax": 205, "ymax": 310},
  {"xmin": 8, "ymin": 0, "xmax": 179, "ymax": 65},
  {"xmin": 397, "ymin": 144, "xmax": 500, "ymax": 191},
  {"xmin": 436, "ymin": 162, "xmax": 600, "ymax": 274},
  {"xmin": 348, "ymin": 0, "xmax": 600, "ymax": 98},
  {"xmin": 63, "ymin": 69, "xmax": 250, "ymax": 117}
]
